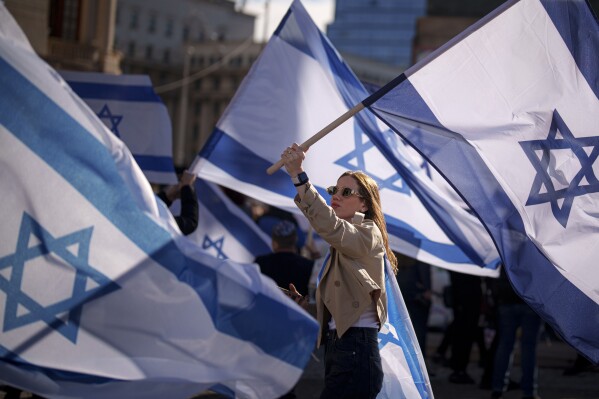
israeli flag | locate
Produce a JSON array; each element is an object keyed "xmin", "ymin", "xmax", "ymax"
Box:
[
  {"xmin": 379, "ymin": 258, "xmax": 433, "ymax": 399},
  {"xmin": 60, "ymin": 70, "xmax": 178, "ymax": 185},
  {"xmin": 369, "ymin": 0, "xmax": 599, "ymax": 363},
  {"xmin": 191, "ymin": 0, "xmax": 500, "ymax": 277},
  {"xmin": 0, "ymin": 4, "xmax": 318, "ymax": 399},
  {"xmin": 186, "ymin": 179, "xmax": 272, "ymax": 263}
]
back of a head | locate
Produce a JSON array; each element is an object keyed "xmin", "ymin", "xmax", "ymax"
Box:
[{"xmin": 272, "ymin": 220, "xmax": 298, "ymax": 251}]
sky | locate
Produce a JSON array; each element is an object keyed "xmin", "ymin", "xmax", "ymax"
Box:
[{"xmin": 239, "ymin": 0, "xmax": 335, "ymax": 42}]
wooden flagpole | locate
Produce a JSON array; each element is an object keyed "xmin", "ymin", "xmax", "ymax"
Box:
[{"xmin": 265, "ymin": 102, "xmax": 365, "ymax": 175}]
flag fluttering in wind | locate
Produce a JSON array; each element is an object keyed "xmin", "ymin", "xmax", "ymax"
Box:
[
  {"xmin": 191, "ymin": 0, "xmax": 500, "ymax": 277},
  {"xmin": 367, "ymin": 0, "xmax": 599, "ymax": 363},
  {"xmin": 60, "ymin": 70, "xmax": 178, "ymax": 185},
  {"xmin": 186, "ymin": 178, "xmax": 272, "ymax": 263},
  {"xmin": 0, "ymin": 4, "xmax": 318, "ymax": 398}
]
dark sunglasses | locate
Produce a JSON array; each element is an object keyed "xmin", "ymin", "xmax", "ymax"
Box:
[{"xmin": 326, "ymin": 186, "xmax": 362, "ymax": 198}]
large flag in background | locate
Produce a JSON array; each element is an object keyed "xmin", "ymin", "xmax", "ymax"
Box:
[
  {"xmin": 0, "ymin": 4, "xmax": 318, "ymax": 399},
  {"xmin": 186, "ymin": 178, "xmax": 272, "ymax": 263},
  {"xmin": 191, "ymin": 0, "xmax": 500, "ymax": 277},
  {"xmin": 60, "ymin": 70, "xmax": 178, "ymax": 185},
  {"xmin": 368, "ymin": 0, "xmax": 599, "ymax": 363}
]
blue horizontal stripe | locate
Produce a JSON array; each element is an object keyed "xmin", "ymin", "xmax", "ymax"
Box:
[
  {"xmin": 199, "ymin": 128, "xmax": 299, "ymax": 198},
  {"xmin": 540, "ymin": 0, "xmax": 599, "ymax": 101},
  {"xmin": 66, "ymin": 81, "xmax": 163, "ymax": 103},
  {"xmin": 133, "ymin": 154, "xmax": 176, "ymax": 173},
  {"xmin": 0, "ymin": 57, "xmax": 317, "ymax": 371},
  {"xmin": 0, "ymin": 345, "xmax": 115, "ymax": 384},
  {"xmin": 385, "ymin": 215, "xmax": 482, "ymax": 265}
]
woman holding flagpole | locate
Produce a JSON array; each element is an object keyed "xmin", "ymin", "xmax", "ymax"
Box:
[{"xmin": 282, "ymin": 142, "xmax": 398, "ymax": 399}]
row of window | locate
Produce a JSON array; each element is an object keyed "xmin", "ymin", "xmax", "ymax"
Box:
[
  {"xmin": 117, "ymin": 39, "xmax": 255, "ymax": 68},
  {"xmin": 116, "ymin": 6, "xmax": 208, "ymax": 43}
]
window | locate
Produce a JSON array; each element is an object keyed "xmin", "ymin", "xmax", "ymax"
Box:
[
  {"xmin": 159, "ymin": 71, "xmax": 168, "ymax": 84},
  {"xmin": 163, "ymin": 49, "xmax": 171, "ymax": 64},
  {"xmin": 127, "ymin": 41, "xmax": 136, "ymax": 57},
  {"xmin": 49, "ymin": 0, "xmax": 80, "ymax": 39},
  {"xmin": 148, "ymin": 14, "xmax": 157, "ymax": 33},
  {"xmin": 145, "ymin": 45, "xmax": 153, "ymax": 60},
  {"xmin": 165, "ymin": 19, "xmax": 174, "ymax": 37},
  {"xmin": 129, "ymin": 9, "xmax": 139, "ymax": 30},
  {"xmin": 229, "ymin": 56, "xmax": 242, "ymax": 67},
  {"xmin": 212, "ymin": 77, "xmax": 220, "ymax": 90},
  {"xmin": 182, "ymin": 25, "xmax": 190, "ymax": 42}
]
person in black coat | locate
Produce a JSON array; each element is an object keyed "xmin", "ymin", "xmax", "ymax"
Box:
[
  {"xmin": 157, "ymin": 170, "xmax": 199, "ymax": 236},
  {"xmin": 255, "ymin": 220, "xmax": 314, "ymax": 297}
]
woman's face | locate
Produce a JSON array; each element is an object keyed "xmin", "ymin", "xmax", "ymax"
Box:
[{"xmin": 330, "ymin": 175, "xmax": 368, "ymax": 221}]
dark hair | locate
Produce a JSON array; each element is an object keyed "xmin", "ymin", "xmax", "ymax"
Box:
[{"xmin": 341, "ymin": 170, "xmax": 398, "ymax": 274}]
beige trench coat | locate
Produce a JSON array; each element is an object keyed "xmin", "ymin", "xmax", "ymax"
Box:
[{"xmin": 295, "ymin": 183, "xmax": 387, "ymax": 347}]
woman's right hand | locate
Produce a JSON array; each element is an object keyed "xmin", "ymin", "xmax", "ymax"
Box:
[{"xmin": 281, "ymin": 143, "xmax": 306, "ymax": 177}]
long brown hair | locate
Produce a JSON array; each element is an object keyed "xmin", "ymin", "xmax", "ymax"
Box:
[{"xmin": 342, "ymin": 171, "xmax": 398, "ymax": 274}]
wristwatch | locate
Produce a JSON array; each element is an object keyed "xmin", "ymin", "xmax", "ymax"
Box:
[{"xmin": 291, "ymin": 171, "xmax": 309, "ymax": 187}]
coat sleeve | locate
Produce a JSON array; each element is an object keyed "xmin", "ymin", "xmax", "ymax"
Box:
[{"xmin": 294, "ymin": 183, "xmax": 381, "ymax": 258}]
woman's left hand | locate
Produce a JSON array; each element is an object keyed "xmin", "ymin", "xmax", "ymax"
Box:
[{"xmin": 289, "ymin": 283, "xmax": 309, "ymax": 309}]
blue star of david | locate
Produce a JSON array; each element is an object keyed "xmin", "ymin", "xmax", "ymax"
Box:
[
  {"xmin": 378, "ymin": 323, "xmax": 403, "ymax": 350},
  {"xmin": 519, "ymin": 110, "xmax": 599, "ymax": 228},
  {"xmin": 202, "ymin": 235, "xmax": 228, "ymax": 259},
  {"xmin": 335, "ymin": 121, "xmax": 410, "ymax": 195},
  {"xmin": 0, "ymin": 213, "xmax": 119, "ymax": 343},
  {"xmin": 97, "ymin": 104, "xmax": 123, "ymax": 137}
]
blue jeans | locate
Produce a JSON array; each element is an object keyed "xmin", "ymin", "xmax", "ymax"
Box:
[
  {"xmin": 491, "ymin": 304, "xmax": 541, "ymax": 396},
  {"xmin": 320, "ymin": 327, "xmax": 383, "ymax": 399}
]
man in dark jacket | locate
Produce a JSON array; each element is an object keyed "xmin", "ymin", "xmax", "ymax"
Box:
[{"xmin": 255, "ymin": 220, "xmax": 313, "ymax": 296}]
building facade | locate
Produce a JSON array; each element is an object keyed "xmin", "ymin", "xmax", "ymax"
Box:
[
  {"xmin": 5, "ymin": 0, "xmax": 121, "ymax": 73},
  {"xmin": 327, "ymin": 0, "xmax": 426, "ymax": 69},
  {"xmin": 114, "ymin": 0, "xmax": 259, "ymax": 167}
]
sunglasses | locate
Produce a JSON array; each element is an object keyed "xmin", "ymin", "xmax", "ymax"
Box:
[{"xmin": 326, "ymin": 186, "xmax": 362, "ymax": 198}]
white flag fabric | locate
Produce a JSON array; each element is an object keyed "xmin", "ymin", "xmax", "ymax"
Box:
[
  {"xmin": 60, "ymin": 70, "xmax": 178, "ymax": 185},
  {"xmin": 187, "ymin": 179, "xmax": 272, "ymax": 263},
  {"xmin": 368, "ymin": 0, "xmax": 599, "ymax": 363},
  {"xmin": 0, "ymin": 4, "xmax": 318, "ymax": 399},
  {"xmin": 190, "ymin": 0, "xmax": 500, "ymax": 277}
]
